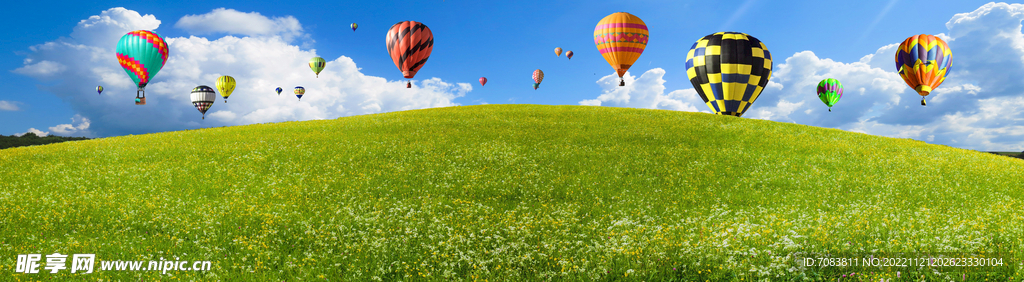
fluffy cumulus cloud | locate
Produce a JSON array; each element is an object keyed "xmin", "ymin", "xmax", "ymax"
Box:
[
  {"xmin": 47, "ymin": 114, "xmax": 92, "ymax": 136},
  {"xmin": 13, "ymin": 7, "xmax": 469, "ymax": 137},
  {"xmin": 580, "ymin": 2, "xmax": 1024, "ymax": 151},
  {"xmin": 174, "ymin": 8, "xmax": 307, "ymax": 43},
  {"xmin": 13, "ymin": 115, "xmax": 91, "ymax": 137},
  {"xmin": 579, "ymin": 69, "xmax": 704, "ymax": 113}
]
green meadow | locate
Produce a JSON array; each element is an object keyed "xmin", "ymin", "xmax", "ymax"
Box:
[{"xmin": 1, "ymin": 104, "xmax": 1022, "ymax": 281}]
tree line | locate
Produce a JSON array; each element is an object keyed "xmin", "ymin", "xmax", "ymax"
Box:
[{"xmin": 0, "ymin": 133, "xmax": 90, "ymax": 150}]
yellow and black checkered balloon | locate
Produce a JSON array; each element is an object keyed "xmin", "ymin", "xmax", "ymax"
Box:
[{"xmin": 685, "ymin": 32, "xmax": 772, "ymax": 117}]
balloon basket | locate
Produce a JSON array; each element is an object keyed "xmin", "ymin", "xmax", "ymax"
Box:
[
  {"xmin": 921, "ymin": 98, "xmax": 927, "ymax": 106},
  {"xmin": 407, "ymin": 82, "xmax": 412, "ymax": 88},
  {"xmin": 619, "ymin": 80, "xmax": 625, "ymax": 86},
  {"xmin": 135, "ymin": 97, "xmax": 146, "ymax": 105}
]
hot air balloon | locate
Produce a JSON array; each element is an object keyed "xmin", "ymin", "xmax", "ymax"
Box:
[
  {"xmin": 351, "ymin": 23, "xmax": 358, "ymax": 31},
  {"xmin": 116, "ymin": 30, "xmax": 169, "ymax": 105},
  {"xmin": 532, "ymin": 69, "xmax": 544, "ymax": 90},
  {"xmin": 555, "ymin": 47, "xmax": 563, "ymax": 57},
  {"xmin": 566, "ymin": 51, "xmax": 574, "ymax": 60},
  {"xmin": 386, "ymin": 21, "xmax": 433, "ymax": 88},
  {"xmin": 817, "ymin": 78, "xmax": 843, "ymax": 112},
  {"xmin": 191, "ymin": 85, "xmax": 217, "ymax": 119},
  {"xmin": 309, "ymin": 57, "xmax": 326, "ymax": 78},
  {"xmin": 895, "ymin": 34, "xmax": 952, "ymax": 106},
  {"xmin": 96, "ymin": 86, "xmax": 103, "ymax": 95},
  {"xmin": 685, "ymin": 32, "xmax": 773, "ymax": 117},
  {"xmin": 216, "ymin": 75, "xmax": 235, "ymax": 103},
  {"xmin": 295, "ymin": 86, "xmax": 305, "ymax": 100},
  {"xmin": 594, "ymin": 12, "xmax": 648, "ymax": 86},
  {"xmin": 275, "ymin": 87, "xmax": 282, "ymax": 95},
  {"xmin": 480, "ymin": 77, "xmax": 487, "ymax": 86}
]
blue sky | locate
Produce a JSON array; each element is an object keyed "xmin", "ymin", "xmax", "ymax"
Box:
[{"xmin": 2, "ymin": 0, "xmax": 1021, "ymax": 151}]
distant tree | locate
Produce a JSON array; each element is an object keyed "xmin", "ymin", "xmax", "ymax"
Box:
[
  {"xmin": 1018, "ymin": 151, "xmax": 1024, "ymax": 159},
  {"xmin": 0, "ymin": 134, "xmax": 90, "ymax": 150}
]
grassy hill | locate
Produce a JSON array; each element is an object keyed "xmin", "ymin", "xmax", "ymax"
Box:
[{"xmin": 1, "ymin": 104, "xmax": 1022, "ymax": 281}]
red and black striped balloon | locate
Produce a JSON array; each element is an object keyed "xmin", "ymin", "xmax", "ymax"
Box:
[{"xmin": 386, "ymin": 21, "xmax": 433, "ymax": 81}]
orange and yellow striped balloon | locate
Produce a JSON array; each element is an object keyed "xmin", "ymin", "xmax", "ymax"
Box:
[
  {"xmin": 594, "ymin": 12, "xmax": 648, "ymax": 86},
  {"xmin": 895, "ymin": 34, "xmax": 952, "ymax": 106}
]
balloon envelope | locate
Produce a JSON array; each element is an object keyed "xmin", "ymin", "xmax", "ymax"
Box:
[
  {"xmin": 191, "ymin": 85, "xmax": 217, "ymax": 118},
  {"xmin": 386, "ymin": 21, "xmax": 434, "ymax": 79},
  {"xmin": 294, "ymin": 86, "xmax": 305, "ymax": 100},
  {"xmin": 309, "ymin": 57, "xmax": 326, "ymax": 78},
  {"xmin": 685, "ymin": 32, "xmax": 773, "ymax": 117},
  {"xmin": 817, "ymin": 78, "xmax": 843, "ymax": 110},
  {"xmin": 275, "ymin": 87, "xmax": 282, "ymax": 95},
  {"xmin": 532, "ymin": 69, "xmax": 544, "ymax": 89},
  {"xmin": 216, "ymin": 76, "xmax": 236, "ymax": 102},
  {"xmin": 116, "ymin": 30, "xmax": 169, "ymax": 89},
  {"xmin": 479, "ymin": 77, "xmax": 487, "ymax": 86},
  {"xmin": 895, "ymin": 34, "xmax": 951, "ymax": 105},
  {"xmin": 554, "ymin": 47, "xmax": 563, "ymax": 57},
  {"xmin": 96, "ymin": 86, "xmax": 103, "ymax": 95},
  {"xmin": 566, "ymin": 51, "xmax": 574, "ymax": 60},
  {"xmin": 594, "ymin": 12, "xmax": 648, "ymax": 85},
  {"xmin": 351, "ymin": 23, "xmax": 358, "ymax": 31}
]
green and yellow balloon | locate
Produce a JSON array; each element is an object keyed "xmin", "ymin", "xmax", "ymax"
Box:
[
  {"xmin": 216, "ymin": 75, "xmax": 235, "ymax": 103},
  {"xmin": 816, "ymin": 78, "xmax": 843, "ymax": 112},
  {"xmin": 309, "ymin": 57, "xmax": 326, "ymax": 78}
]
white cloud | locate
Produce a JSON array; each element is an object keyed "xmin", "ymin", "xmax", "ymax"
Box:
[
  {"xmin": 175, "ymin": 8, "xmax": 306, "ymax": 42},
  {"xmin": 12, "ymin": 8, "xmax": 468, "ymax": 137},
  {"xmin": 15, "ymin": 128, "xmax": 49, "ymax": 137},
  {"xmin": 579, "ymin": 69, "xmax": 704, "ymax": 113},
  {"xmin": 207, "ymin": 110, "xmax": 237, "ymax": 122},
  {"xmin": 12, "ymin": 60, "xmax": 68, "ymax": 77},
  {"xmin": 0, "ymin": 101, "xmax": 19, "ymax": 111},
  {"xmin": 71, "ymin": 7, "xmax": 161, "ymax": 47},
  {"xmin": 47, "ymin": 114, "xmax": 91, "ymax": 136}
]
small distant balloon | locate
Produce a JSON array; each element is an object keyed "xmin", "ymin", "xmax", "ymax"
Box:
[
  {"xmin": 190, "ymin": 85, "xmax": 217, "ymax": 119},
  {"xmin": 554, "ymin": 47, "xmax": 563, "ymax": 57},
  {"xmin": 532, "ymin": 69, "xmax": 544, "ymax": 90},
  {"xmin": 817, "ymin": 78, "xmax": 843, "ymax": 112},
  {"xmin": 294, "ymin": 86, "xmax": 305, "ymax": 100},
  {"xmin": 275, "ymin": 87, "xmax": 282, "ymax": 95},
  {"xmin": 96, "ymin": 86, "xmax": 103, "ymax": 95},
  {"xmin": 566, "ymin": 51, "xmax": 573, "ymax": 60},
  {"xmin": 351, "ymin": 23, "xmax": 358, "ymax": 31},
  {"xmin": 479, "ymin": 77, "xmax": 487, "ymax": 86}
]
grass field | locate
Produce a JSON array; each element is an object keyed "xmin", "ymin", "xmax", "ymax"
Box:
[{"xmin": 1, "ymin": 104, "xmax": 1022, "ymax": 281}]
